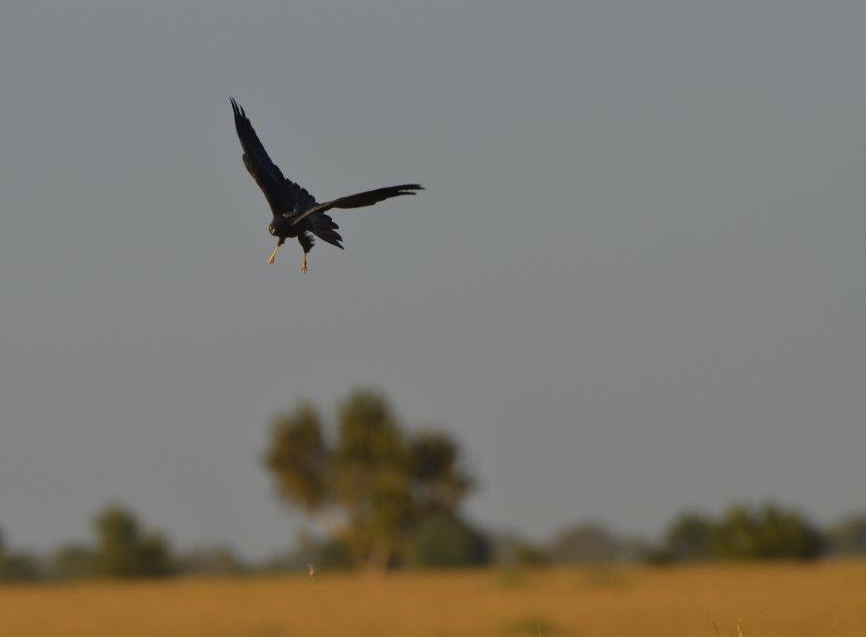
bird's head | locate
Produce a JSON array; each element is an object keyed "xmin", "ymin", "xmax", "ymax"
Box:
[{"xmin": 268, "ymin": 222, "xmax": 279, "ymax": 237}]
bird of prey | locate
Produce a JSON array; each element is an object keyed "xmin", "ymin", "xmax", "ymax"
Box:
[{"xmin": 230, "ymin": 98, "xmax": 423, "ymax": 272}]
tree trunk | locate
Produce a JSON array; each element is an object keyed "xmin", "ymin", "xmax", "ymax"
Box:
[{"xmin": 364, "ymin": 542, "xmax": 391, "ymax": 572}]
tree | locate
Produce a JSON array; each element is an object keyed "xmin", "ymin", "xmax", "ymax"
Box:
[
  {"xmin": 263, "ymin": 389, "xmax": 478, "ymax": 570},
  {"xmin": 405, "ymin": 513, "xmax": 489, "ymax": 568},
  {"xmin": 549, "ymin": 522, "xmax": 641, "ymax": 564},
  {"xmin": 663, "ymin": 512, "xmax": 716, "ymax": 562},
  {"xmin": 712, "ymin": 503, "xmax": 824, "ymax": 561},
  {"xmin": 51, "ymin": 544, "xmax": 96, "ymax": 581},
  {"xmin": 333, "ymin": 391, "xmax": 413, "ymax": 568},
  {"xmin": 93, "ymin": 505, "xmax": 174, "ymax": 579},
  {"xmin": 408, "ymin": 431, "xmax": 474, "ymax": 513},
  {"xmin": 263, "ymin": 402, "xmax": 330, "ymax": 513},
  {"xmin": 314, "ymin": 537, "xmax": 355, "ymax": 571},
  {"xmin": 826, "ymin": 515, "xmax": 866, "ymax": 556},
  {"xmin": 178, "ymin": 544, "xmax": 246, "ymax": 577},
  {"xmin": 0, "ymin": 527, "xmax": 43, "ymax": 584},
  {"xmin": 491, "ymin": 533, "xmax": 551, "ymax": 568},
  {"xmin": 0, "ymin": 553, "xmax": 42, "ymax": 583},
  {"xmin": 551, "ymin": 522, "xmax": 616, "ymax": 564}
]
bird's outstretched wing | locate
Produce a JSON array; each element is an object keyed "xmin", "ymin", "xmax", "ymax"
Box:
[
  {"xmin": 290, "ymin": 184, "xmax": 424, "ymax": 226},
  {"xmin": 285, "ymin": 179, "xmax": 318, "ymax": 214},
  {"xmin": 231, "ymin": 98, "xmax": 295, "ymax": 217}
]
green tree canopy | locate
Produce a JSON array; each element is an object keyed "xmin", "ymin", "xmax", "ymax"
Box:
[
  {"xmin": 93, "ymin": 505, "xmax": 174, "ymax": 579},
  {"xmin": 0, "ymin": 526, "xmax": 44, "ymax": 583},
  {"xmin": 409, "ymin": 431, "xmax": 474, "ymax": 513},
  {"xmin": 405, "ymin": 513, "xmax": 489, "ymax": 569},
  {"xmin": 263, "ymin": 402, "xmax": 330, "ymax": 513},
  {"xmin": 51, "ymin": 544, "xmax": 96, "ymax": 581},
  {"xmin": 827, "ymin": 515, "xmax": 866, "ymax": 555},
  {"xmin": 0, "ymin": 553, "xmax": 42, "ymax": 583},
  {"xmin": 663, "ymin": 512, "xmax": 716, "ymax": 562},
  {"xmin": 711, "ymin": 503, "xmax": 824, "ymax": 561},
  {"xmin": 263, "ymin": 389, "xmax": 479, "ymax": 570}
]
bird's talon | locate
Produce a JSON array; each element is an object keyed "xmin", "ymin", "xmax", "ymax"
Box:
[{"xmin": 268, "ymin": 242, "xmax": 281, "ymax": 264}]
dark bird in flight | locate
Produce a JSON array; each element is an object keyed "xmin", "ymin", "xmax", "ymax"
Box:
[{"xmin": 230, "ymin": 98, "xmax": 423, "ymax": 272}]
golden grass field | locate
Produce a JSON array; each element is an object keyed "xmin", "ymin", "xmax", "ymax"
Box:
[{"xmin": 1, "ymin": 562, "xmax": 865, "ymax": 636}]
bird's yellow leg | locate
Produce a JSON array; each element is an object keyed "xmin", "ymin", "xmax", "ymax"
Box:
[
  {"xmin": 299, "ymin": 253, "xmax": 309, "ymax": 274},
  {"xmin": 267, "ymin": 242, "xmax": 281, "ymax": 265}
]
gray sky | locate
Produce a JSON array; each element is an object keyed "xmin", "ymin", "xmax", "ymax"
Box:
[{"xmin": 1, "ymin": 1, "xmax": 865, "ymax": 558}]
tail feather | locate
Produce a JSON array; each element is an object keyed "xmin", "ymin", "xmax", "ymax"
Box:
[{"xmin": 310, "ymin": 213, "xmax": 344, "ymax": 249}]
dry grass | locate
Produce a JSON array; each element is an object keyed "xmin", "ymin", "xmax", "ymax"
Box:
[{"xmin": 1, "ymin": 561, "xmax": 865, "ymax": 636}]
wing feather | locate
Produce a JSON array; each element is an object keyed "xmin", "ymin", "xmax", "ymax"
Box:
[
  {"xmin": 231, "ymin": 98, "xmax": 294, "ymax": 217},
  {"xmin": 290, "ymin": 184, "xmax": 423, "ymax": 226}
]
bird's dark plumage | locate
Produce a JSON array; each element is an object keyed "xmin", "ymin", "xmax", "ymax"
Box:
[
  {"xmin": 230, "ymin": 98, "xmax": 423, "ymax": 271},
  {"xmin": 290, "ymin": 184, "xmax": 424, "ymax": 226}
]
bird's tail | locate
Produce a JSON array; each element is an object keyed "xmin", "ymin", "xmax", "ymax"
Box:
[{"xmin": 309, "ymin": 213, "xmax": 344, "ymax": 249}]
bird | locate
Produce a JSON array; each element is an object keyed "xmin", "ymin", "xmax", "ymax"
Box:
[{"xmin": 230, "ymin": 98, "xmax": 423, "ymax": 272}]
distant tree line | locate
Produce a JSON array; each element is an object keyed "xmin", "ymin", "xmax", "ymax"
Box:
[
  {"xmin": 2, "ymin": 389, "xmax": 866, "ymax": 584},
  {"xmin": 0, "ymin": 505, "xmax": 175, "ymax": 584},
  {"xmin": 3, "ymin": 502, "xmax": 865, "ymax": 584},
  {"xmin": 489, "ymin": 505, "xmax": 866, "ymax": 570}
]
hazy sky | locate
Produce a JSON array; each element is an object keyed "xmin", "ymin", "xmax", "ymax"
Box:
[{"xmin": 1, "ymin": 1, "xmax": 865, "ymax": 558}]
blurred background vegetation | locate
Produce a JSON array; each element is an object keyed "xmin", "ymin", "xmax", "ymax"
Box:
[{"xmin": 2, "ymin": 388, "xmax": 865, "ymax": 584}]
